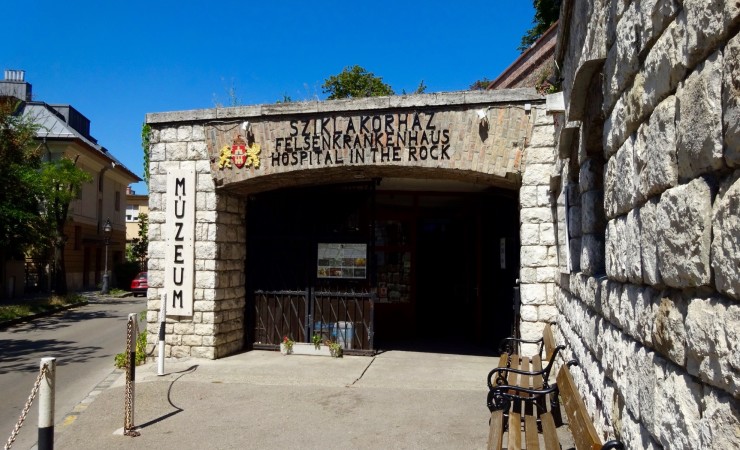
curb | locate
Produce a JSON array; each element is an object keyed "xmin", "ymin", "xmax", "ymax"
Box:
[{"xmin": 0, "ymin": 301, "xmax": 89, "ymax": 330}]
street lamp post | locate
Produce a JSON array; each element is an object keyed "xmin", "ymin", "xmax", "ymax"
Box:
[{"xmin": 102, "ymin": 218, "xmax": 112, "ymax": 295}]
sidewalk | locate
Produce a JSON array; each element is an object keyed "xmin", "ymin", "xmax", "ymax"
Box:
[{"xmin": 53, "ymin": 350, "xmax": 495, "ymax": 449}]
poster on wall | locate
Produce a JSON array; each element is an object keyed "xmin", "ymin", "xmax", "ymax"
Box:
[{"xmin": 317, "ymin": 243, "xmax": 367, "ymax": 279}]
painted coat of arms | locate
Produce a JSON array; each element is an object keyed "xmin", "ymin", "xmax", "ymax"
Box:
[{"xmin": 218, "ymin": 134, "xmax": 261, "ymax": 170}]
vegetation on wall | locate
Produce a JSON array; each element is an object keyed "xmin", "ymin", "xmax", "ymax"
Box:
[
  {"xmin": 519, "ymin": 0, "xmax": 561, "ymax": 52},
  {"xmin": 322, "ymin": 65, "xmax": 394, "ymax": 100},
  {"xmin": 141, "ymin": 123, "xmax": 151, "ymax": 188}
]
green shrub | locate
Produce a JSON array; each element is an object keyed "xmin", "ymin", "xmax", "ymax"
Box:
[{"xmin": 114, "ymin": 330, "xmax": 148, "ymax": 368}]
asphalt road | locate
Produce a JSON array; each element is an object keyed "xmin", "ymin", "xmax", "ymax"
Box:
[{"xmin": 0, "ymin": 295, "xmax": 146, "ymax": 450}]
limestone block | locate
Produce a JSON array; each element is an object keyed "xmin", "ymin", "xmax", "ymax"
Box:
[
  {"xmin": 676, "ymin": 51, "xmax": 725, "ymax": 180},
  {"xmin": 520, "ymin": 207, "xmax": 554, "ymax": 224},
  {"xmin": 176, "ymin": 125, "xmax": 192, "ymax": 142},
  {"xmin": 536, "ymin": 185, "xmax": 552, "ymax": 207},
  {"xmin": 603, "ymin": 280, "xmax": 624, "ymax": 326},
  {"xmin": 638, "ymin": 0, "xmax": 681, "ymax": 52},
  {"xmin": 190, "ymin": 346, "xmax": 216, "ymax": 359},
  {"xmin": 642, "ymin": 20, "xmax": 688, "ymax": 121},
  {"xmin": 519, "ymin": 321, "xmax": 545, "ymax": 341},
  {"xmin": 579, "ymin": 158, "xmax": 603, "ymax": 194},
  {"xmin": 605, "ymin": 136, "xmax": 636, "ymax": 218},
  {"xmin": 711, "ymin": 170, "xmax": 740, "ymax": 300},
  {"xmin": 538, "ymin": 224, "xmax": 555, "ymax": 248},
  {"xmin": 580, "ymin": 233, "xmax": 605, "ymax": 276},
  {"xmin": 520, "ymin": 267, "xmax": 537, "ymax": 284},
  {"xmin": 569, "ymin": 237, "xmax": 582, "ymax": 272},
  {"xmin": 520, "ymin": 283, "xmax": 548, "ymax": 306},
  {"xmin": 683, "ymin": 0, "xmax": 734, "ymax": 67},
  {"xmin": 522, "ymin": 163, "xmax": 555, "ymax": 186},
  {"xmin": 603, "ymin": 2, "xmax": 640, "ymax": 110},
  {"xmin": 521, "ymin": 224, "xmax": 540, "ymax": 245},
  {"xmin": 160, "ymin": 127, "xmax": 177, "ymax": 143},
  {"xmin": 581, "ymin": 190, "xmax": 605, "ymax": 234},
  {"xmin": 187, "ymin": 141, "xmax": 208, "ymax": 160},
  {"xmin": 655, "ymin": 364, "xmax": 703, "ymax": 449},
  {"xmin": 636, "ymin": 96, "xmax": 678, "ymax": 201},
  {"xmin": 638, "ymin": 198, "xmax": 663, "ymax": 287},
  {"xmin": 166, "ymin": 142, "xmax": 187, "ymax": 161},
  {"xmin": 192, "ymin": 125, "xmax": 205, "ymax": 141},
  {"xmin": 700, "ymin": 386, "xmax": 740, "ymax": 448},
  {"xmin": 621, "ymin": 284, "xmax": 640, "ymax": 337},
  {"xmin": 195, "ymin": 241, "xmax": 218, "ymax": 260},
  {"xmin": 194, "ymin": 270, "xmax": 217, "ymax": 289},
  {"xmin": 536, "ymin": 267, "xmax": 557, "ymax": 283},
  {"xmin": 524, "ymin": 146, "xmax": 557, "ymax": 164},
  {"xmin": 686, "ymin": 297, "xmax": 739, "ymax": 396},
  {"xmin": 520, "ymin": 305, "xmax": 538, "ymax": 322},
  {"xmin": 635, "ymin": 347, "xmax": 665, "ymax": 433},
  {"xmin": 625, "ymin": 210, "xmax": 643, "ymax": 284},
  {"xmin": 635, "ymin": 287, "xmax": 658, "ymax": 346},
  {"xmin": 605, "ymin": 217, "xmax": 628, "ymax": 282},
  {"xmin": 182, "ymin": 334, "xmax": 202, "ymax": 346},
  {"xmin": 519, "ymin": 185, "xmax": 539, "ymax": 208},
  {"xmin": 528, "ymin": 124, "xmax": 556, "ymax": 148},
  {"xmin": 569, "ymin": 205, "xmax": 582, "ymax": 237},
  {"xmin": 657, "ymin": 178, "xmax": 713, "ymax": 288},
  {"xmin": 724, "ymin": 33, "xmax": 740, "ymax": 167},
  {"xmin": 150, "ymin": 142, "xmax": 166, "ymax": 162},
  {"xmin": 653, "ymin": 292, "xmax": 688, "ymax": 366}
]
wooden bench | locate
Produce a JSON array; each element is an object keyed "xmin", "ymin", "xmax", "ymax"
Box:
[
  {"xmin": 487, "ymin": 361, "xmax": 625, "ymax": 450},
  {"xmin": 487, "ymin": 323, "xmax": 565, "ymax": 398}
]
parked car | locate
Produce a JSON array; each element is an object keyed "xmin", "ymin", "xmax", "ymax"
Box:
[{"xmin": 130, "ymin": 272, "xmax": 148, "ymax": 297}]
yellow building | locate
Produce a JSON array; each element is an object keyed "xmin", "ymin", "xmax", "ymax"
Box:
[{"xmin": 126, "ymin": 187, "xmax": 149, "ymax": 242}]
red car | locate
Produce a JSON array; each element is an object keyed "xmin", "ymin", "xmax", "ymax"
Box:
[{"xmin": 130, "ymin": 272, "xmax": 148, "ymax": 297}]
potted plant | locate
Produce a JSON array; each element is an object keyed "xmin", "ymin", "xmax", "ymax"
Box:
[{"xmin": 280, "ymin": 336, "xmax": 294, "ymax": 355}]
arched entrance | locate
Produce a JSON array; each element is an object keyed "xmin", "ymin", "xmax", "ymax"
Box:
[{"xmin": 244, "ymin": 176, "xmax": 520, "ymax": 355}]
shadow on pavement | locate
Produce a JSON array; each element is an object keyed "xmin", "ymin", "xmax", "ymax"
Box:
[
  {"xmin": 0, "ymin": 338, "xmax": 104, "ymax": 374},
  {"xmin": 138, "ymin": 365, "xmax": 199, "ymax": 430}
]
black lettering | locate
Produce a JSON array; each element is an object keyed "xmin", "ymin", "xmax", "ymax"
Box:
[
  {"xmin": 345, "ymin": 117, "xmax": 356, "ymax": 134},
  {"xmin": 421, "ymin": 131, "xmax": 430, "ymax": 145},
  {"xmin": 343, "ymin": 133, "xmax": 352, "ymax": 149},
  {"xmin": 334, "ymin": 149, "xmax": 344, "ymax": 164},
  {"xmin": 397, "ymin": 131, "xmax": 406, "ymax": 147},
  {"xmin": 321, "ymin": 117, "xmax": 331, "ymax": 136},
  {"xmin": 408, "ymin": 147, "xmax": 417, "ymax": 161},
  {"xmin": 175, "ymin": 177, "xmax": 185, "ymax": 196},
  {"xmin": 174, "ymin": 245, "xmax": 184, "ymax": 264},
  {"xmin": 289, "ymin": 120, "xmax": 298, "ymax": 137},
  {"xmin": 172, "ymin": 290, "xmax": 183, "ymax": 308},
  {"xmin": 371, "ymin": 115, "xmax": 382, "ymax": 132},
  {"xmin": 385, "ymin": 114, "xmax": 395, "ymax": 133},
  {"xmin": 441, "ymin": 144, "xmax": 450, "ymax": 159},
  {"xmin": 430, "ymin": 145, "xmax": 438, "ymax": 160},
  {"xmin": 442, "ymin": 129, "xmax": 450, "ymax": 145},
  {"xmin": 398, "ymin": 113, "xmax": 408, "ymax": 131},
  {"xmin": 275, "ymin": 137, "xmax": 283, "ymax": 151},
  {"xmin": 408, "ymin": 131, "xmax": 419, "ymax": 146},
  {"xmin": 301, "ymin": 120, "xmax": 311, "ymax": 136},
  {"xmin": 324, "ymin": 150, "xmax": 333, "ymax": 164},
  {"xmin": 271, "ymin": 152, "xmax": 281, "ymax": 166},
  {"xmin": 174, "ymin": 200, "xmax": 186, "ymax": 219},
  {"xmin": 380, "ymin": 147, "xmax": 391, "ymax": 162},
  {"xmin": 392, "ymin": 147, "xmax": 401, "ymax": 161},
  {"xmin": 419, "ymin": 146, "xmax": 428, "ymax": 160},
  {"xmin": 312, "ymin": 134, "xmax": 320, "ymax": 151},
  {"xmin": 291, "ymin": 152, "xmax": 298, "ymax": 165},
  {"xmin": 430, "ymin": 130, "xmax": 440, "ymax": 145},
  {"xmin": 281, "ymin": 152, "xmax": 289, "ymax": 165},
  {"xmin": 370, "ymin": 147, "xmax": 378, "ymax": 162},
  {"xmin": 360, "ymin": 115, "xmax": 371, "ymax": 133},
  {"xmin": 355, "ymin": 148, "xmax": 364, "ymax": 163},
  {"xmin": 175, "ymin": 222, "xmax": 184, "ymax": 241},
  {"xmin": 285, "ymin": 137, "xmax": 292, "ymax": 152},
  {"xmin": 300, "ymin": 151, "xmax": 308, "ymax": 164},
  {"xmin": 173, "ymin": 267, "xmax": 184, "ymax": 285},
  {"xmin": 386, "ymin": 133, "xmax": 394, "ymax": 148},
  {"xmin": 333, "ymin": 131, "xmax": 342, "ymax": 149},
  {"xmin": 425, "ymin": 112, "xmax": 436, "ymax": 130},
  {"xmin": 412, "ymin": 113, "xmax": 422, "ymax": 130}
]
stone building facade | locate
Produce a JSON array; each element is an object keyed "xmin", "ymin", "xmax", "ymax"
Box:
[
  {"xmin": 145, "ymin": 89, "xmax": 561, "ymax": 359},
  {"xmin": 550, "ymin": 0, "xmax": 739, "ymax": 448}
]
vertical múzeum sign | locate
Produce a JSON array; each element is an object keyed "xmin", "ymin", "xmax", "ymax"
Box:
[{"xmin": 165, "ymin": 169, "xmax": 195, "ymax": 316}]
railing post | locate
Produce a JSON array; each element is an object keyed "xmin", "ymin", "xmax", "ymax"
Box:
[{"xmin": 38, "ymin": 357, "xmax": 56, "ymax": 450}]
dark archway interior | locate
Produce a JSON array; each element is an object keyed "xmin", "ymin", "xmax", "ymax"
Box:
[{"xmin": 245, "ymin": 180, "xmax": 519, "ymax": 355}]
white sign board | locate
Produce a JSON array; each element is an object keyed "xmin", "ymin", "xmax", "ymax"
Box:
[{"xmin": 164, "ymin": 169, "xmax": 195, "ymax": 316}]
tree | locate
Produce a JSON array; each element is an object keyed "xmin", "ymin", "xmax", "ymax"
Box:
[
  {"xmin": 141, "ymin": 123, "xmax": 151, "ymax": 189},
  {"xmin": 0, "ymin": 99, "xmax": 42, "ymax": 298},
  {"xmin": 322, "ymin": 66, "xmax": 394, "ymax": 100},
  {"xmin": 127, "ymin": 212, "xmax": 148, "ymax": 270},
  {"xmin": 470, "ymin": 78, "xmax": 494, "ymax": 90},
  {"xmin": 36, "ymin": 157, "xmax": 92, "ymax": 295},
  {"xmin": 519, "ymin": 0, "xmax": 561, "ymax": 52}
]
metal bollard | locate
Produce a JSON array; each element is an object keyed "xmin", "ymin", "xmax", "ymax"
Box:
[
  {"xmin": 157, "ymin": 294, "xmax": 166, "ymax": 376},
  {"xmin": 123, "ymin": 313, "xmax": 139, "ymax": 436},
  {"xmin": 38, "ymin": 357, "xmax": 56, "ymax": 450}
]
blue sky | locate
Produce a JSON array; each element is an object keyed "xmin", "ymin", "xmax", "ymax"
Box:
[{"xmin": 3, "ymin": 1, "xmax": 535, "ymax": 194}]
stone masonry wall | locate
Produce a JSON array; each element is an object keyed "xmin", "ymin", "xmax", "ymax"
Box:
[
  {"xmin": 553, "ymin": 1, "xmax": 739, "ymax": 449},
  {"xmin": 519, "ymin": 105, "xmax": 560, "ymax": 352},
  {"xmin": 145, "ymin": 123, "xmax": 246, "ymax": 359}
]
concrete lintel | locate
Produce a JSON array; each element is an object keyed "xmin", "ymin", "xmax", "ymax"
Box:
[{"xmin": 146, "ymin": 88, "xmax": 544, "ymax": 125}]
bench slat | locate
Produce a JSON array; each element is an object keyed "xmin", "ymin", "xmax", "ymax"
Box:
[
  {"xmin": 498, "ymin": 352, "xmax": 509, "ymax": 369},
  {"xmin": 543, "ymin": 324, "xmax": 556, "ymax": 360},
  {"xmin": 487, "ymin": 410, "xmax": 504, "ymax": 450},
  {"xmin": 524, "ymin": 414, "xmax": 540, "ymax": 450},
  {"xmin": 508, "ymin": 411, "xmax": 522, "ymax": 450},
  {"xmin": 540, "ymin": 412, "xmax": 560, "ymax": 450},
  {"xmin": 557, "ymin": 366, "xmax": 603, "ymax": 450}
]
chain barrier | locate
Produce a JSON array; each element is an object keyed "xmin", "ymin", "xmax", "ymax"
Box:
[
  {"xmin": 123, "ymin": 315, "xmax": 140, "ymax": 437},
  {"xmin": 4, "ymin": 363, "xmax": 50, "ymax": 450}
]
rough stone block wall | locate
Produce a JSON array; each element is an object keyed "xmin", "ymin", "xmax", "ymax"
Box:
[
  {"xmin": 519, "ymin": 105, "xmax": 560, "ymax": 354},
  {"xmin": 145, "ymin": 123, "xmax": 246, "ymax": 359},
  {"xmin": 554, "ymin": 1, "xmax": 740, "ymax": 449}
]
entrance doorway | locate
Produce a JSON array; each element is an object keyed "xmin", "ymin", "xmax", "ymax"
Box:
[{"xmin": 244, "ymin": 179, "xmax": 519, "ymax": 355}]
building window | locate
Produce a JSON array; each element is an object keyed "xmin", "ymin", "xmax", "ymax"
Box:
[
  {"xmin": 115, "ymin": 191, "xmax": 120, "ymax": 211},
  {"xmin": 126, "ymin": 204, "xmax": 139, "ymax": 222}
]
